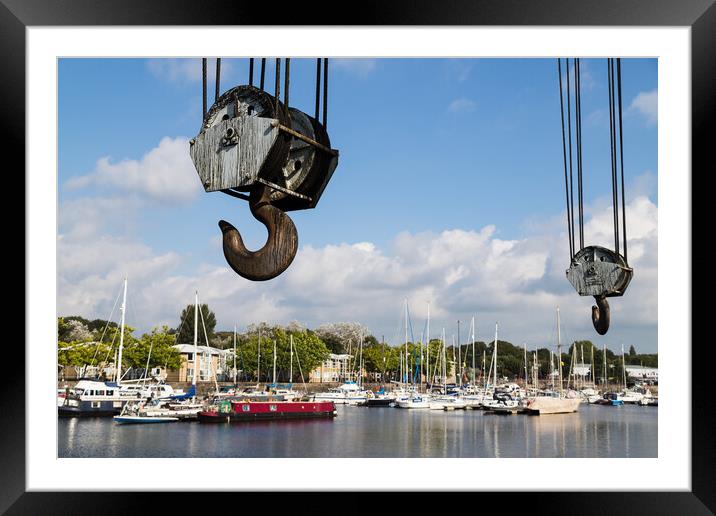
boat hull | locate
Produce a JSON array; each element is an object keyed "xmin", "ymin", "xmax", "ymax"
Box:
[
  {"xmin": 523, "ymin": 397, "xmax": 581, "ymax": 415},
  {"xmin": 58, "ymin": 399, "xmax": 125, "ymax": 417},
  {"xmin": 198, "ymin": 401, "xmax": 337, "ymax": 423},
  {"xmin": 114, "ymin": 416, "xmax": 178, "ymax": 424},
  {"xmin": 363, "ymin": 398, "xmax": 394, "ymax": 407}
]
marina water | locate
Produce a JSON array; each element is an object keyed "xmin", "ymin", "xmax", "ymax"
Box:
[{"xmin": 59, "ymin": 403, "xmax": 656, "ymax": 458}]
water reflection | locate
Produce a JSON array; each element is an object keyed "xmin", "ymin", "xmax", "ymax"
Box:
[{"xmin": 58, "ymin": 404, "xmax": 656, "ymax": 458}]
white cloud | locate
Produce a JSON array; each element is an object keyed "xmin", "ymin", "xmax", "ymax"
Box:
[
  {"xmin": 57, "ymin": 190, "xmax": 658, "ymax": 351},
  {"xmin": 66, "ymin": 137, "xmax": 201, "ymax": 202},
  {"xmin": 629, "ymin": 89, "xmax": 658, "ymax": 125},
  {"xmin": 446, "ymin": 60, "xmax": 473, "ymax": 82},
  {"xmin": 332, "ymin": 59, "xmax": 377, "ymax": 78},
  {"xmin": 146, "ymin": 58, "xmax": 235, "ymax": 86},
  {"xmin": 447, "ymin": 98, "xmax": 476, "ymax": 113}
]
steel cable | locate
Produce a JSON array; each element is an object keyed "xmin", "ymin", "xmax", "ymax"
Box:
[{"xmin": 557, "ymin": 59, "xmax": 575, "ymax": 260}]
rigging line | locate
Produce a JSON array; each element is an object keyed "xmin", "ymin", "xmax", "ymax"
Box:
[
  {"xmin": 201, "ymin": 58, "xmax": 207, "ymax": 123},
  {"xmin": 260, "ymin": 58, "xmax": 266, "ymax": 90},
  {"xmin": 565, "ymin": 58, "xmax": 576, "ymax": 256},
  {"xmin": 315, "ymin": 58, "xmax": 322, "ymax": 121},
  {"xmin": 215, "ymin": 58, "xmax": 221, "ymax": 101},
  {"xmin": 283, "ymin": 58, "xmax": 291, "ymax": 113},
  {"xmin": 323, "ymin": 58, "xmax": 329, "ymax": 129},
  {"xmin": 575, "ymin": 58, "xmax": 585, "ymax": 250},
  {"xmin": 607, "ymin": 59, "xmax": 620, "ymax": 255},
  {"xmin": 249, "ymin": 58, "xmax": 254, "ymax": 87},
  {"xmin": 617, "ymin": 58, "xmax": 628, "ymax": 262},
  {"xmin": 557, "ymin": 59, "xmax": 575, "ymax": 260},
  {"xmin": 101, "ymin": 326, "xmax": 120, "ymax": 368},
  {"xmin": 274, "ymin": 58, "xmax": 281, "ymax": 113},
  {"xmin": 89, "ymin": 284, "xmax": 123, "ymax": 366}
]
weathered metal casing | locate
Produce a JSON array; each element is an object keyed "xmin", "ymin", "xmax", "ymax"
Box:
[
  {"xmin": 270, "ymin": 108, "xmax": 339, "ymax": 212},
  {"xmin": 189, "ymin": 85, "xmax": 338, "ymax": 212},
  {"xmin": 566, "ymin": 245, "xmax": 633, "ymax": 298},
  {"xmin": 190, "ymin": 116, "xmax": 282, "ymax": 192},
  {"xmin": 190, "ymin": 85, "xmax": 291, "ymax": 193}
]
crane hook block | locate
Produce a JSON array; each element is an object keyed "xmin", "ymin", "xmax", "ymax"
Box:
[
  {"xmin": 566, "ymin": 245, "xmax": 633, "ymax": 335},
  {"xmin": 189, "ymin": 84, "xmax": 339, "ymax": 282}
]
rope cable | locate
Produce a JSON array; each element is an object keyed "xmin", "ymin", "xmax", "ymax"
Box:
[
  {"xmin": 260, "ymin": 58, "xmax": 266, "ymax": 90},
  {"xmin": 575, "ymin": 58, "xmax": 585, "ymax": 250},
  {"xmin": 315, "ymin": 58, "xmax": 322, "ymax": 120},
  {"xmin": 616, "ymin": 58, "xmax": 628, "ymax": 262},
  {"xmin": 557, "ymin": 59, "xmax": 575, "ymax": 260},
  {"xmin": 607, "ymin": 59, "xmax": 620, "ymax": 255},
  {"xmin": 274, "ymin": 58, "xmax": 281, "ymax": 113},
  {"xmin": 323, "ymin": 58, "xmax": 329, "ymax": 128},
  {"xmin": 215, "ymin": 58, "xmax": 221, "ymax": 101},
  {"xmin": 284, "ymin": 58, "xmax": 291, "ymax": 114},
  {"xmin": 565, "ymin": 60, "xmax": 576, "ymax": 255},
  {"xmin": 202, "ymin": 58, "xmax": 207, "ymax": 122}
]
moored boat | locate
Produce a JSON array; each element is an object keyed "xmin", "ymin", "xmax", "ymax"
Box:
[
  {"xmin": 522, "ymin": 394, "xmax": 581, "ymax": 414},
  {"xmin": 58, "ymin": 379, "xmax": 128, "ymax": 417},
  {"xmin": 198, "ymin": 400, "xmax": 337, "ymax": 423},
  {"xmin": 114, "ymin": 415, "xmax": 179, "ymax": 424}
]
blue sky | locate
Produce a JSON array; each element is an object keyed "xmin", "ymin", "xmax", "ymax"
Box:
[{"xmin": 58, "ymin": 58, "xmax": 658, "ymax": 352}]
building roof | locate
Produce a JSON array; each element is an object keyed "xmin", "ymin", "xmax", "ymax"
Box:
[{"xmin": 173, "ymin": 344, "xmax": 230, "ymax": 356}]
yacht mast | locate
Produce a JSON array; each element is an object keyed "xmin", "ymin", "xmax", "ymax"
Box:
[
  {"xmin": 442, "ymin": 328, "xmax": 447, "ymax": 394},
  {"xmin": 257, "ymin": 329, "xmax": 261, "ymax": 386},
  {"xmin": 493, "ymin": 322, "xmax": 499, "ymax": 389},
  {"xmin": 557, "ymin": 307, "xmax": 563, "ymax": 394},
  {"xmin": 603, "ymin": 343, "xmax": 608, "ymax": 389},
  {"xmin": 193, "ymin": 291, "xmax": 198, "ymax": 387},
  {"xmin": 116, "ymin": 277, "xmax": 127, "ymax": 385},
  {"xmin": 289, "ymin": 335, "xmax": 294, "ymax": 384},
  {"xmin": 471, "ymin": 316, "xmax": 476, "ymax": 386},
  {"xmin": 457, "ymin": 320, "xmax": 461, "ymax": 388},
  {"xmin": 404, "ymin": 298, "xmax": 409, "ymax": 387},
  {"xmin": 272, "ymin": 340, "xmax": 277, "ymax": 386},
  {"xmin": 426, "ymin": 301, "xmax": 430, "ymax": 389},
  {"xmin": 621, "ymin": 343, "xmax": 627, "ymax": 390},
  {"xmin": 233, "ymin": 325, "xmax": 237, "ymax": 387}
]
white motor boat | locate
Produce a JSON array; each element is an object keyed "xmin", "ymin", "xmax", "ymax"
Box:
[
  {"xmin": 312, "ymin": 381, "xmax": 369, "ymax": 405},
  {"xmin": 396, "ymin": 395, "xmax": 431, "ymax": 409},
  {"xmin": 429, "ymin": 396, "xmax": 467, "ymax": 411}
]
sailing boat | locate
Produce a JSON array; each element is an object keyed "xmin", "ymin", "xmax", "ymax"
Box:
[
  {"xmin": 395, "ymin": 299, "xmax": 430, "ymax": 409},
  {"xmin": 521, "ymin": 308, "xmax": 580, "ymax": 415},
  {"xmin": 59, "ymin": 278, "xmax": 135, "ymax": 417}
]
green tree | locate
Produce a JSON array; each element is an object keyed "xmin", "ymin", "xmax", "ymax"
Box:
[
  {"xmin": 121, "ymin": 326, "xmax": 183, "ymax": 373},
  {"xmin": 58, "ymin": 340, "xmax": 112, "ymax": 377},
  {"xmin": 629, "ymin": 345, "xmax": 637, "ymax": 356},
  {"xmin": 236, "ymin": 325, "xmax": 330, "ymax": 383},
  {"xmin": 315, "ymin": 322, "xmax": 369, "ymax": 354},
  {"xmin": 176, "ymin": 304, "xmax": 217, "ymax": 345}
]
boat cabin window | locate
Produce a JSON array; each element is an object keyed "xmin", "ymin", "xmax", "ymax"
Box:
[{"xmin": 96, "ymin": 390, "xmax": 105, "ymax": 396}]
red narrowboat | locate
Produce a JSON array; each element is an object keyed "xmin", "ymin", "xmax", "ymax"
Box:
[{"xmin": 198, "ymin": 400, "xmax": 337, "ymax": 423}]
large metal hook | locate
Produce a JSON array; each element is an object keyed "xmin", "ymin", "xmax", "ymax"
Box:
[
  {"xmin": 591, "ymin": 295, "xmax": 610, "ymax": 335},
  {"xmin": 218, "ymin": 184, "xmax": 298, "ymax": 281}
]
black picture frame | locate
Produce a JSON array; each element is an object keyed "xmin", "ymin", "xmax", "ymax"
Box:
[{"xmin": 4, "ymin": 0, "xmax": 709, "ymax": 512}]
